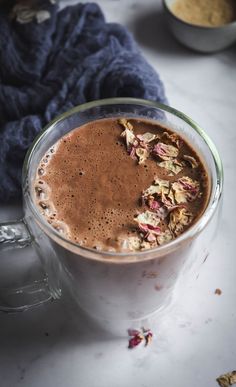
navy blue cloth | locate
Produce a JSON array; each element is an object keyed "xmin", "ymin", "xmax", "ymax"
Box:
[{"xmin": 0, "ymin": 2, "xmax": 167, "ymax": 201}]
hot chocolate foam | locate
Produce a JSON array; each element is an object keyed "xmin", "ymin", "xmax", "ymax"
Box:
[{"xmin": 34, "ymin": 117, "xmax": 209, "ymax": 252}]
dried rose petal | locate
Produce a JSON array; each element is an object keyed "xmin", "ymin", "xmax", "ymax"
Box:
[
  {"xmin": 135, "ymin": 212, "xmax": 161, "ymax": 244},
  {"xmin": 138, "ymin": 223, "xmax": 161, "ymax": 236},
  {"xmin": 216, "ymin": 371, "xmax": 236, "ymax": 387},
  {"xmin": 145, "ymin": 194, "xmax": 161, "ymax": 210},
  {"xmin": 183, "ymin": 154, "xmax": 199, "ymax": 168},
  {"xmin": 172, "ymin": 176, "xmax": 200, "ymax": 203},
  {"xmin": 120, "ymin": 127, "xmax": 136, "ymax": 150},
  {"xmin": 128, "ymin": 333, "xmax": 144, "ymax": 349},
  {"xmin": 136, "ymin": 147, "xmax": 149, "ymax": 164},
  {"xmin": 161, "ymin": 131, "xmax": 182, "ymax": 148},
  {"xmin": 127, "ymin": 236, "xmax": 141, "ymax": 251},
  {"xmin": 153, "ymin": 142, "xmax": 179, "ymax": 160},
  {"xmin": 155, "ymin": 206, "xmax": 170, "ymax": 220},
  {"xmin": 157, "ymin": 229, "xmax": 173, "ymax": 245},
  {"xmin": 137, "ymin": 132, "xmax": 160, "ymax": 143},
  {"xmin": 144, "ymin": 331, "xmax": 153, "ymax": 346},
  {"xmin": 143, "ymin": 178, "xmax": 170, "ymax": 197},
  {"xmin": 129, "ymin": 146, "xmax": 137, "ymax": 159},
  {"xmin": 158, "ymin": 159, "xmax": 183, "ymax": 175},
  {"xmin": 146, "ymin": 232, "xmax": 157, "ymax": 242},
  {"xmin": 140, "ymin": 240, "xmax": 152, "ymax": 250},
  {"xmin": 118, "ymin": 118, "xmax": 133, "ymax": 131},
  {"xmin": 169, "ymin": 207, "xmax": 193, "ymax": 236},
  {"xmin": 149, "ymin": 199, "xmax": 161, "ymax": 210},
  {"xmin": 135, "ymin": 211, "xmax": 160, "ymax": 228}
]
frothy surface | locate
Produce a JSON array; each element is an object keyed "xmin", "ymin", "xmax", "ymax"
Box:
[{"xmin": 34, "ymin": 118, "xmax": 209, "ymax": 252}]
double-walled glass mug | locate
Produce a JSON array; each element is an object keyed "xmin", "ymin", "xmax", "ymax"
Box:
[{"xmin": 0, "ymin": 98, "xmax": 223, "ymax": 334}]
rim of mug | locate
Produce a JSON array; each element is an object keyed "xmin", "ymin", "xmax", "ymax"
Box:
[{"xmin": 23, "ymin": 97, "xmax": 223, "ymax": 263}]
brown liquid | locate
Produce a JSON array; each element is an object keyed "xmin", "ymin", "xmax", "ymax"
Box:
[{"xmin": 34, "ymin": 118, "xmax": 210, "ymax": 252}]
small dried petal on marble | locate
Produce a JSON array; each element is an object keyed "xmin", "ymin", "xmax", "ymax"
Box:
[
  {"xmin": 144, "ymin": 331, "xmax": 153, "ymax": 346},
  {"xmin": 128, "ymin": 328, "xmax": 153, "ymax": 349},
  {"xmin": 128, "ymin": 333, "xmax": 144, "ymax": 349},
  {"xmin": 216, "ymin": 371, "xmax": 236, "ymax": 387}
]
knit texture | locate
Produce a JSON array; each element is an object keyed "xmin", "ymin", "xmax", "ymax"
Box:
[{"xmin": 0, "ymin": 1, "xmax": 167, "ymax": 201}]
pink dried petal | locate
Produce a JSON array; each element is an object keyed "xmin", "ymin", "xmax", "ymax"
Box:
[
  {"xmin": 145, "ymin": 332, "xmax": 153, "ymax": 346},
  {"xmin": 138, "ymin": 223, "xmax": 149, "ymax": 233},
  {"xmin": 138, "ymin": 223, "xmax": 161, "ymax": 235},
  {"xmin": 153, "ymin": 142, "xmax": 178, "ymax": 160},
  {"xmin": 136, "ymin": 147, "xmax": 149, "ymax": 164},
  {"xmin": 147, "ymin": 224, "xmax": 161, "ymax": 233},
  {"xmin": 155, "ymin": 205, "xmax": 169, "ymax": 220},
  {"xmin": 146, "ymin": 233, "xmax": 157, "ymax": 242},
  {"xmin": 129, "ymin": 146, "xmax": 137, "ymax": 159},
  {"xmin": 172, "ymin": 177, "xmax": 200, "ymax": 203},
  {"xmin": 136, "ymin": 132, "xmax": 159, "ymax": 143},
  {"xmin": 128, "ymin": 334, "xmax": 144, "ymax": 349}
]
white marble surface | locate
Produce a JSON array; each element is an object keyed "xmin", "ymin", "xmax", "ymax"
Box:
[{"xmin": 0, "ymin": 1, "xmax": 236, "ymax": 386}]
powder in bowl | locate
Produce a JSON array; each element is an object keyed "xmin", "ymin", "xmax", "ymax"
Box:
[{"xmin": 171, "ymin": 0, "xmax": 236, "ymax": 27}]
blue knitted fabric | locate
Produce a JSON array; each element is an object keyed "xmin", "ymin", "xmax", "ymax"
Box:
[{"xmin": 0, "ymin": 1, "xmax": 167, "ymax": 201}]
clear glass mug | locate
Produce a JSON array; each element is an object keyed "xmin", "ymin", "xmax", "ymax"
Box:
[{"xmin": 0, "ymin": 98, "xmax": 223, "ymax": 334}]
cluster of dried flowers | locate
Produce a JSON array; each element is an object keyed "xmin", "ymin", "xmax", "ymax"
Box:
[
  {"xmin": 128, "ymin": 328, "xmax": 153, "ymax": 349},
  {"xmin": 119, "ymin": 119, "xmax": 201, "ymax": 251}
]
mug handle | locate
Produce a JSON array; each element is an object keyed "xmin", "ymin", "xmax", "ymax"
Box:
[{"xmin": 0, "ymin": 219, "xmax": 60, "ymax": 313}]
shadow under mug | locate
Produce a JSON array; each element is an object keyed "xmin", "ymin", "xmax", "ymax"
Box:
[{"xmin": 0, "ymin": 98, "xmax": 223, "ymax": 334}]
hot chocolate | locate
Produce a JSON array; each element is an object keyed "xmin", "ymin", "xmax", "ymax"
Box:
[{"xmin": 34, "ymin": 117, "xmax": 209, "ymax": 252}]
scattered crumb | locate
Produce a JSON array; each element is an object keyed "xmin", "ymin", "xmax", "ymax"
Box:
[
  {"xmin": 216, "ymin": 370, "xmax": 236, "ymax": 387},
  {"xmin": 215, "ymin": 288, "xmax": 222, "ymax": 295},
  {"xmin": 155, "ymin": 284, "xmax": 163, "ymax": 291}
]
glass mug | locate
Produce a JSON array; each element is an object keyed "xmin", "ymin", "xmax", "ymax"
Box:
[{"xmin": 0, "ymin": 98, "xmax": 223, "ymax": 334}]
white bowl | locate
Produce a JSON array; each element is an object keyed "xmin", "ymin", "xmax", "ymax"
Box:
[{"xmin": 163, "ymin": 0, "xmax": 236, "ymax": 53}]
